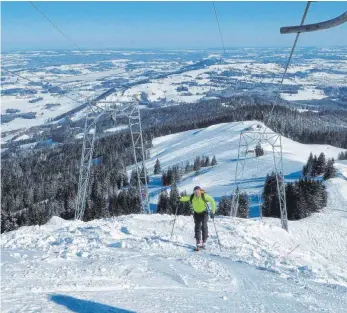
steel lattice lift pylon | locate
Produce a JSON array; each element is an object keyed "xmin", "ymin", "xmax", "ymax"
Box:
[
  {"xmin": 127, "ymin": 102, "xmax": 150, "ymax": 215},
  {"xmin": 75, "ymin": 97, "xmax": 150, "ymax": 220},
  {"xmin": 231, "ymin": 127, "xmax": 288, "ymax": 231}
]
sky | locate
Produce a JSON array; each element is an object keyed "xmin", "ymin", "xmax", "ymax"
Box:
[{"xmin": 1, "ymin": 1, "xmax": 347, "ymax": 50}]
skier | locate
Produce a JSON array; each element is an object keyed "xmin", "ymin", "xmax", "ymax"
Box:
[{"xmin": 179, "ymin": 186, "xmax": 216, "ymax": 249}]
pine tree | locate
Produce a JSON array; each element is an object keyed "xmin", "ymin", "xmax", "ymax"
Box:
[
  {"xmin": 193, "ymin": 156, "xmax": 201, "ymax": 172},
  {"xmin": 162, "ymin": 172, "xmax": 168, "ymax": 186},
  {"xmin": 302, "ymin": 164, "xmax": 309, "ymax": 177},
  {"xmin": 285, "ymin": 178, "xmax": 327, "ymax": 220},
  {"xmin": 116, "ymin": 190, "xmax": 128, "ymax": 216},
  {"xmin": 169, "ymin": 180, "xmax": 180, "ymax": 215},
  {"xmin": 262, "ymin": 172, "xmax": 280, "ymax": 218},
  {"xmin": 130, "ymin": 169, "xmax": 139, "ymax": 186},
  {"xmin": 127, "ymin": 188, "xmax": 142, "ymax": 214},
  {"xmin": 178, "ymin": 191, "xmax": 191, "ymax": 216},
  {"xmin": 83, "ymin": 199, "xmax": 96, "ymax": 221},
  {"xmin": 305, "ymin": 152, "xmax": 314, "ymax": 177},
  {"xmin": 28, "ymin": 205, "xmax": 39, "ymax": 225},
  {"xmin": 167, "ymin": 168, "xmax": 174, "ymax": 185},
  {"xmin": 39, "ymin": 202, "xmax": 52, "ymax": 226},
  {"xmin": 237, "ymin": 193, "xmax": 249, "ymax": 218},
  {"xmin": 211, "ymin": 155, "xmax": 217, "ymax": 166},
  {"xmin": 338, "ymin": 151, "xmax": 347, "ymax": 160},
  {"xmin": 109, "ymin": 194, "xmax": 118, "ymax": 217},
  {"xmin": 172, "ymin": 165, "xmax": 182, "ymax": 181},
  {"xmin": 311, "ymin": 155, "xmax": 319, "ymax": 177},
  {"xmin": 255, "ymin": 143, "xmax": 264, "ymax": 157},
  {"xmin": 154, "ymin": 159, "xmax": 161, "ymax": 175},
  {"xmin": 89, "ymin": 173, "xmax": 107, "ymax": 219},
  {"xmin": 262, "ymin": 174, "xmax": 272, "ymax": 217},
  {"xmin": 1, "ymin": 209, "xmax": 18, "ymax": 233},
  {"xmin": 217, "ymin": 196, "xmax": 231, "ymax": 216},
  {"xmin": 285, "ymin": 182, "xmax": 297, "ymax": 220},
  {"xmin": 323, "ymin": 158, "xmax": 337, "ymax": 180},
  {"xmin": 185, "ymin": 161, "xmax": 191, "ymax": 173},
  {"xmin": 316, "ymin": 152, "xmax": 326, "ymax": 175},
  {"xmin": 157, "ymin": 189, "xmax": 170, "ymax": 214}
]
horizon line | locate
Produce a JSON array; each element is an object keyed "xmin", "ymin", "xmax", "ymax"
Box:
[{"xmin": 2, "ymin": 45, "xmax": 347, "ymax": 53}]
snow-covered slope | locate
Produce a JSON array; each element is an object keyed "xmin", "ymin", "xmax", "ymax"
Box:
[
  {"xmin": 1, "ymin": 177, "xmax": 347, "ymax": 313},
  {"xmin": 2, "ymin": 121, "xmax": 347, "ymax": 312},
  {"xmin": 144, "ymin": 121, "xmax": 344, "ymax": 213}
]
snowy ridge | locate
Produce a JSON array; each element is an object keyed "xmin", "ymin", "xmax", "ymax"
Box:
[{"xmin": 1, "ymin": 178, "xmax": 347, "ymax": 312}]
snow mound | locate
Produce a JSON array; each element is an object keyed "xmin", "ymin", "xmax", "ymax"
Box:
[
  {"xmin": 46, "ymin": 216, "xmax": 68, "ymax": 226},
  {"xmin": 325, "ymin": 178, "xmax": 347, "ymax": 213}
]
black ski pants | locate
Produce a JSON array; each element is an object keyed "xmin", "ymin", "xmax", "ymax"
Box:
[{"xmin": 194, "ymin": 211, "xmax": 208, "ymax": 242}]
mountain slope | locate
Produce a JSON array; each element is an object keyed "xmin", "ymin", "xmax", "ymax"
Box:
[
  {"xmin": 144, "ymin": 121, "xmax": 344, "ymax": 211},
  {"xmin": 2, "ymin": 121, "xmax": 347, "ymax": 312}
]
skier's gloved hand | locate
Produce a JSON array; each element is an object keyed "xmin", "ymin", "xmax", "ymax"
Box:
[{"xmin": 210, "ymin": 212, "xmax": 215, "ymax": 219}]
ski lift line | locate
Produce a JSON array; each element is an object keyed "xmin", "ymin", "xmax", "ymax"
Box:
[
  {"xmin": 28, "ymin": 1, "xmax": 132, "ymax": 95},
  {"xmin": 213, "ymin": 2, "xmax": 227, "ymax": 56},
  {"xmin": 263, "ymin": 1, "xmax": 311, "ymax": 133},
  {"xmin": 281, "ymin": 11, "xmax": 347, "ymax": 34},
  {"xmin": 28, "ymin": 1, "xmax": 133, "ymax": 90},
  {"xmin": 28, "ymin": 1, "xmax": 94, "ymax": 64}
]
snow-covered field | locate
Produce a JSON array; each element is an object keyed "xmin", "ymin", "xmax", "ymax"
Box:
[
  {"xmin": 1, "ymin": 177, "xmax": 347, "ymax": 312},
  {"xmin": 280, "ymin": 86, "xmax": 327, "ymax": 101},
  {"xmin": 2, "ymin": 48, "xmax": 347, "ymax": 143}
]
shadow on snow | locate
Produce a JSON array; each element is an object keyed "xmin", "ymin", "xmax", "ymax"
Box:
[{"xmin": 50, "ymin": 294, "xmax": 136, "ymax": 313}]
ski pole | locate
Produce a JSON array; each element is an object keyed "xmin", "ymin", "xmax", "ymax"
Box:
[
  {"xmin": 170, "ymin": 204, "xmax": 179, "ymax": 239},
  {"xmin": 212, "ymin": 217, "xmax": 222, "ymax": 252}
]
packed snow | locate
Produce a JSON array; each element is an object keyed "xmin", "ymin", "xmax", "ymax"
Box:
[{"xmin": 1, "ymin": 177, "xmax": 347, "ymax": 312}]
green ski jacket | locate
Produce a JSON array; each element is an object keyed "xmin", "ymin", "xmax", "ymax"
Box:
[{"xmin": 179, "ymin": 193, "xmax": 216, "ymax": 214}]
